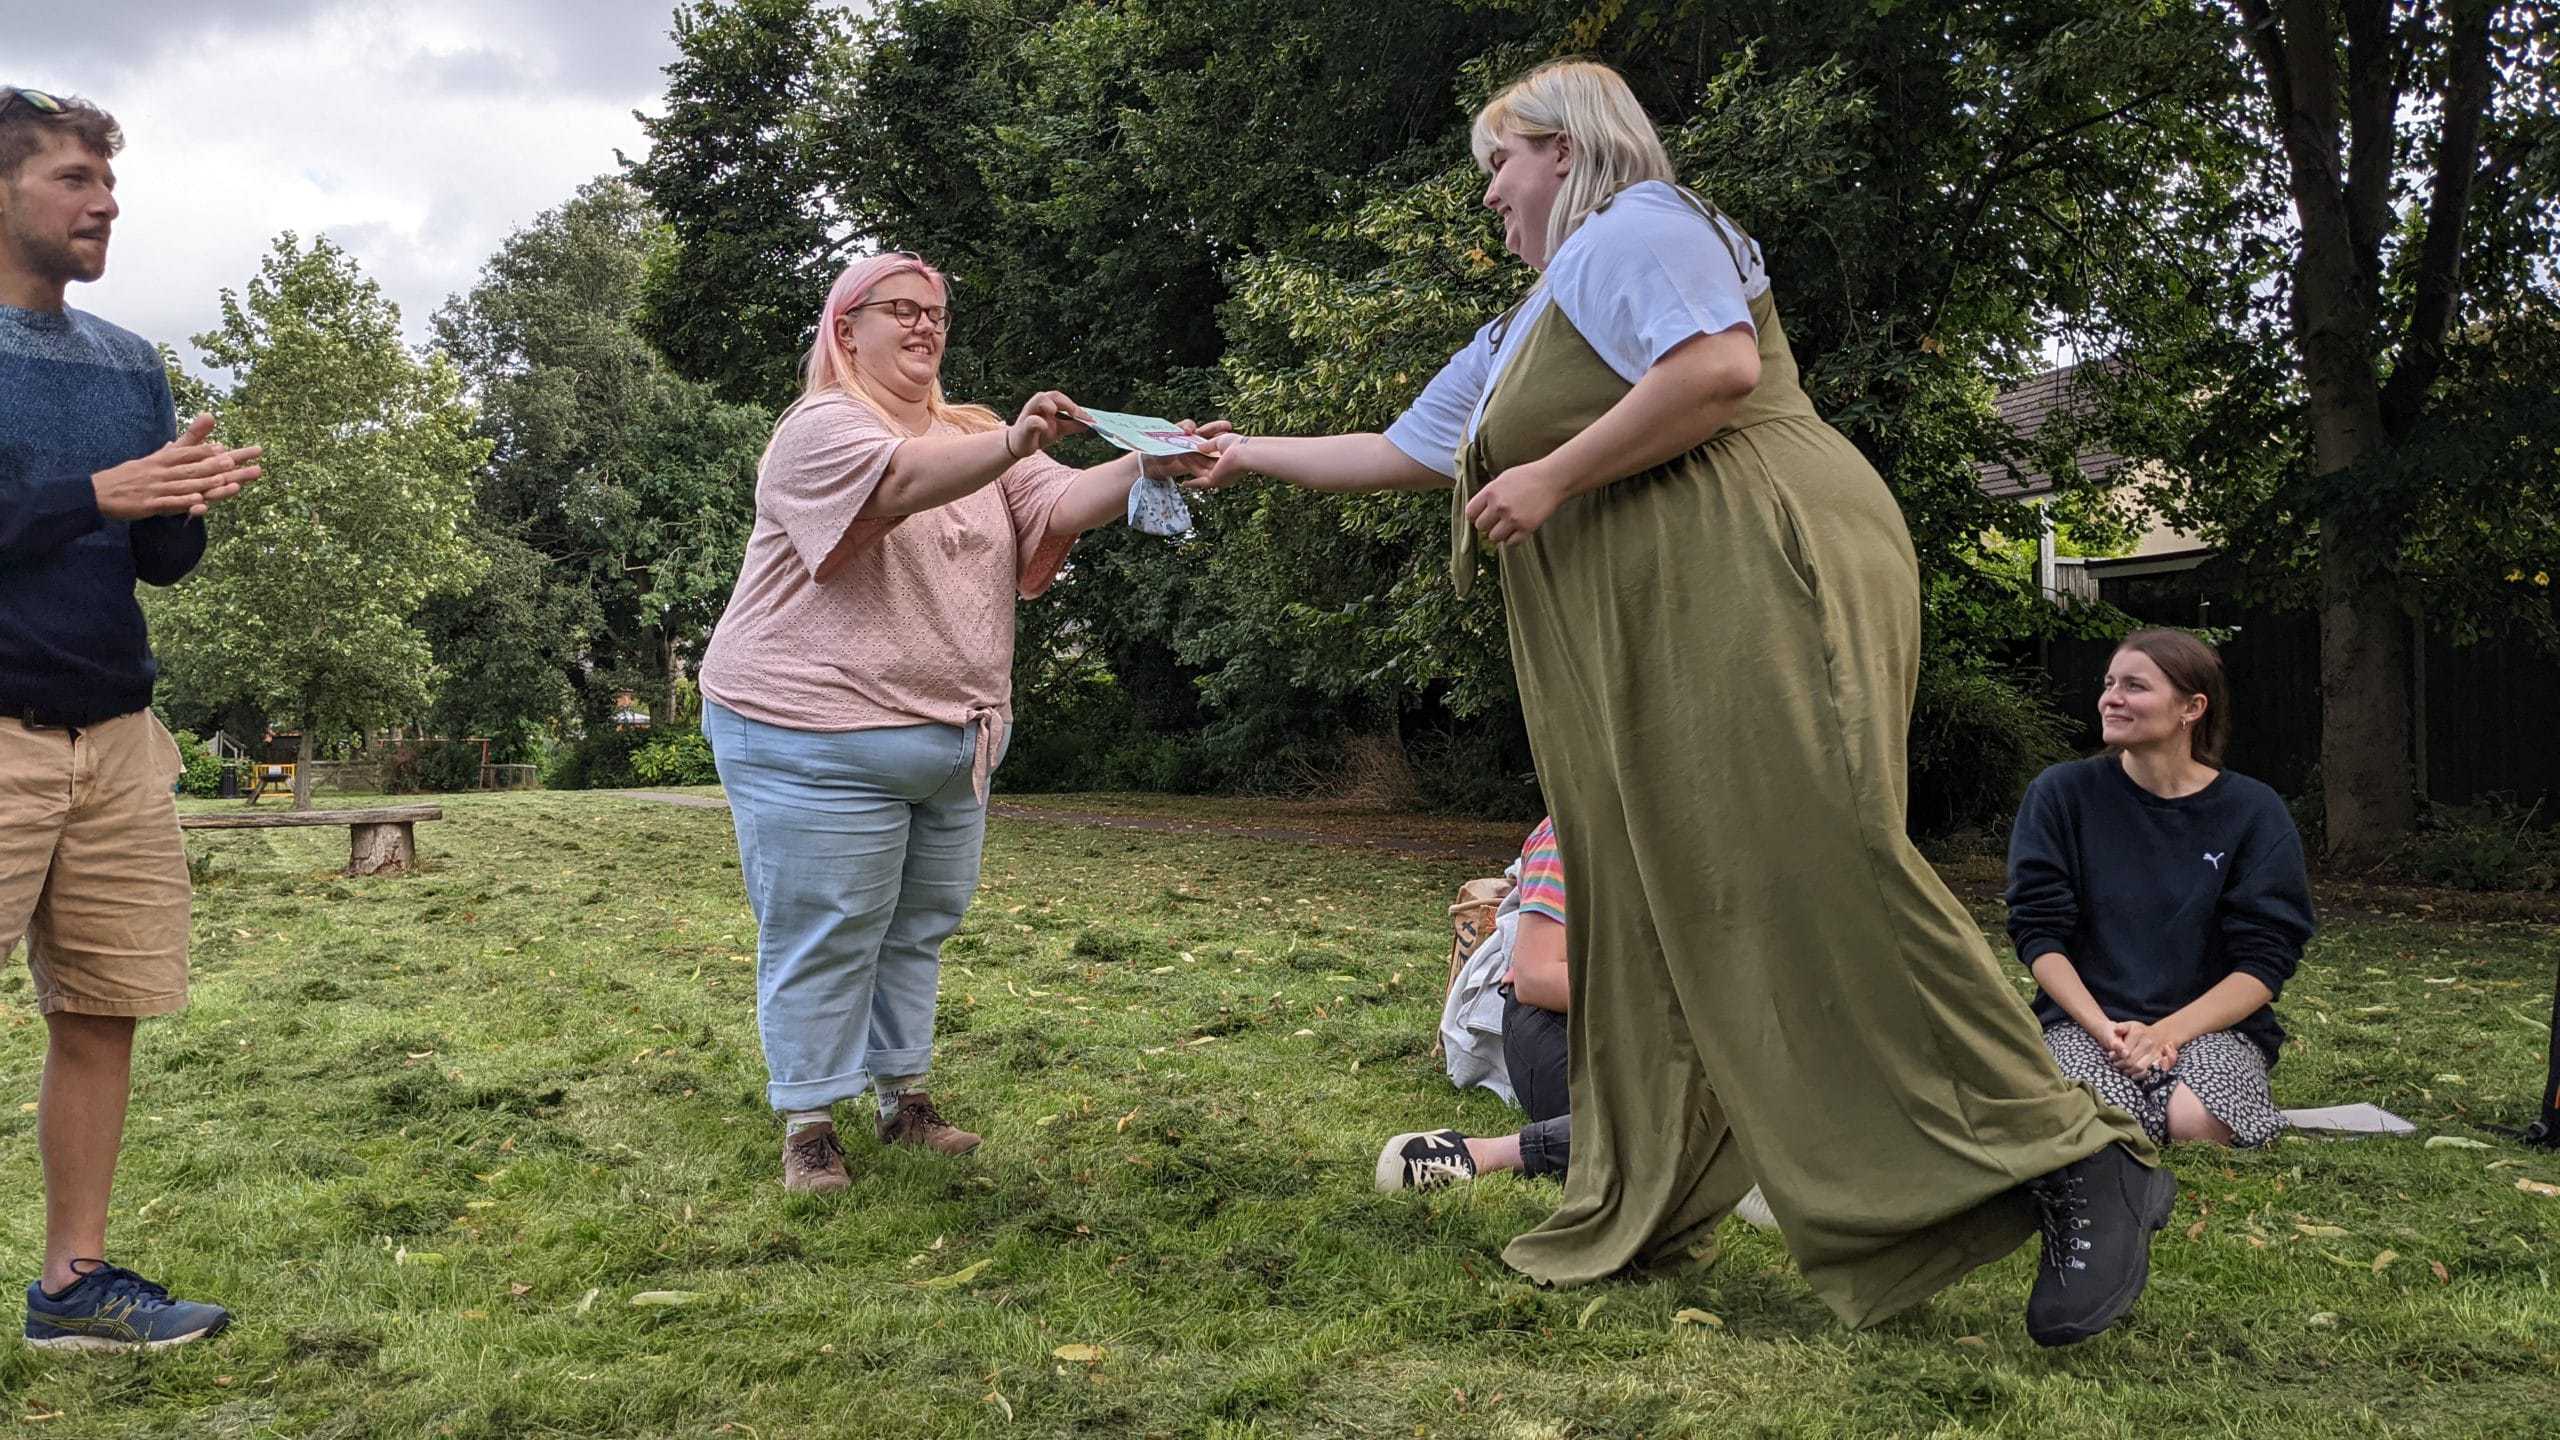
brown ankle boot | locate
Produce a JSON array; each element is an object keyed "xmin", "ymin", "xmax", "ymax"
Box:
[
  {"xmin": 781, "ymin": 1122, "xmax": 851, "ymax": 1193},
  {"xmin": 876, "ymin": 1090, "xmax": 982, "ymax": 1156}
]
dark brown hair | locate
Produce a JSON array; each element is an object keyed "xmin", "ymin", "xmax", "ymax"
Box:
[
  {"xmin": 2116, "ymin": 627, "xmax": 2232, "ymax": 767},
  {"xmin": 0, "ymin": 90, "xmax": 123, "ymax": 186}
]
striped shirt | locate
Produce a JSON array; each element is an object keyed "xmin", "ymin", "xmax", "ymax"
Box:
[{"xmin": 1516, "ymin": 816, "xmax": 1566, "ymax": 924}]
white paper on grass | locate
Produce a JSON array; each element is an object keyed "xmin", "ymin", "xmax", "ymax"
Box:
[{"xmin": 2280, "ymin": 1103, "xmax": 2417, "ymax": 1136}]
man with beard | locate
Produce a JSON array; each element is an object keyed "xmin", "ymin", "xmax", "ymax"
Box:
[{"xmin": 2, "ymin": 85, "xmax": 261, "ymax": 1352}]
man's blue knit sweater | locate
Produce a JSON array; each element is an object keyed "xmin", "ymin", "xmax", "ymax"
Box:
[{"xmin": 1, "ymin": 300, "xmax": 199, "ymax": 726}]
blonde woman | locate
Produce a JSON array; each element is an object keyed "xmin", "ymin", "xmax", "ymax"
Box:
[
  {"xmin": 1201, "ymin": 61, "xmax": 2169, "ymax": 1344},
  {"xmin": 699, "ymin": 252, "xmax": 1216, "ymax": 1193}
]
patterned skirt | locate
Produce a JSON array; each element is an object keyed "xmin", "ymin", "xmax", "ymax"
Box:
[{"xmin": 2042, "ymin": 1022, "xmax": 2287, "ymax": 1149}]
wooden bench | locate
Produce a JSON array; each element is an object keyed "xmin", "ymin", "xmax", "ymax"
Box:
[{"xmin": 179, "ymin": 804, "xmax": 443, "ymax": 876}]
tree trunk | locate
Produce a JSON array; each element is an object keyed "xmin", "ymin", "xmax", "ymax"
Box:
[
  {"xmin": 2316, "ymin": 516, "xmax": 2414, "ymax": 867},
  {"xmin": 293, "ymin": 725, "xmax": 316, "ymax": 812},
  {"xmin": 2236, "ymin": 1, "xmax": 2495, "ymax": 865},
  {"xmin": 664, "ymin": 630, "xmax": 685, "ymax": 730},
  {"xmin": 2528, "ymin": 950, "xmax": 2560, "ymax": 1147},
  {"xmin": 2263, "ymin": 60, "xmax": 2402, "ymax": 861},
  {"xmin": 2304, "ymin": 360, "xmax": 2415, "ymax": 866},
  {"xmin": 346, "ymin": 820, "xmax": 417, "ymax": 876}
]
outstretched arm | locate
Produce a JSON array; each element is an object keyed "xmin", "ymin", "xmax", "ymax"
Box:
[
  {"xmin": 866, "ymin": 391, "xmax": 1092, "ymax": 519},
  {"xmin": 1193, "ymin": 432, "xmax": 1447, "ymax": 494},
  {"xmin": 1043, "ymin": 451, "xmax": 1150, "ymax": 534}
]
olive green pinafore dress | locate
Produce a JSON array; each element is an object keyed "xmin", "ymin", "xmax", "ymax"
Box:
[{"xmin": 1457, "ymin": 190, "xmax": 2152, "ymax": 1327}]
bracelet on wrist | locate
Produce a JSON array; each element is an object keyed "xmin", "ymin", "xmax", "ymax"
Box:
[{"xmin": 1002, "ymin": 428, "xmax": 1024, "ymax": 461}]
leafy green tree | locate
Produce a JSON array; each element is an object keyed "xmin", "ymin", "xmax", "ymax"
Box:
[
  {"xmin": 154, "ymin": 234, "xmax": 490, "ymax": 809},
  {"xmin": 416, "ymin": 526, "xmax": 597, "ymax": 761},
  {"xmin": 432, "ymin": 176, "xmax": 769, "ymax": 731},
  {"xmin": 2148, "ymin": 1, "xmax": 2560, "ymax": 862},
  {"xmin": 631, "ymin": 0, "xmax": 1553, "ymax": 794},
  {"xmin": 625, "ymin": 0, "xmax": 859, "ymax": 409},
  {"xmin": 627, "ymin": 0, "xmax": 2350, "ymax": 830},
  {"xmin": 146, "ymin": 349, "xmax": 264, "ymax": 745}
]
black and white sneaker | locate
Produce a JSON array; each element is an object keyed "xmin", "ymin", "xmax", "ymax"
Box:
[
  {"xmin": 1374, "ymin": 1129, "xmax": 1478, "ymax": 1192},
  {"xmin": 2023, "ymin": 1142, "xmax": 2178, "ymax": 1347}
]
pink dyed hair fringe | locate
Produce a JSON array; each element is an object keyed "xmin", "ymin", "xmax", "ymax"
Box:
[{"xmin": 802, "ymin": 251, "xmax": 948, "ymax": 399}]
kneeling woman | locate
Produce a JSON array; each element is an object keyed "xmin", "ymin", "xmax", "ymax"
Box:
[
  {"xmin": 2006, "ymin": 629, "xmax": 2317, "ymax": 1148},
  {"xmin": 699, "ymin": 252, "xmax": 1213, "ymax": 1192}
]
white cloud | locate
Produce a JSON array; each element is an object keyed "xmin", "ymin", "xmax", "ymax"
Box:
[{"xmin": 13, "ymin": 0, "xmax": 689, "ymax": 375}]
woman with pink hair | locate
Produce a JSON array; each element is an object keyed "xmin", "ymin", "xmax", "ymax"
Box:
[{"xmin": 698, "ymin": 252, "xmax": 1219, "ymax": 1193}]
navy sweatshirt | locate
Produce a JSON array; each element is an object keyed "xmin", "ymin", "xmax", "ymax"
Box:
[
  {"xmin": 2004, "ymin": 755, "xmax": 2316, "ymax": 1066},
  {"xmin": 1, "ymin": 301, "xmax": 200, "ymax": 727}
]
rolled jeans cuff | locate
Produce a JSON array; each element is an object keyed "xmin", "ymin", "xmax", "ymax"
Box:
[
  {"xmin": 763, "ymin": 1045, "xmax": 935, "ymax": 1111},
  {"xmin": 1519, "ymin": 1113, "xmax": 1572, "ymax": 1180}
]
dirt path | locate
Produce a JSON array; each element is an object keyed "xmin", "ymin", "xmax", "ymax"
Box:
[
  {"xmin": 616, "ymin": 789, "xmax": 1521, "ymax": 867},
  {"xmin": 984, "ymin": 803, "xmax": 1524, "ymax": 866},
  {"xmin": 616, "ymin": 790, "xmax": 732, "ymax": 810},
  {"xmin": 609, "ymin": 789, "xmax": 2558, "ymax": 920}
]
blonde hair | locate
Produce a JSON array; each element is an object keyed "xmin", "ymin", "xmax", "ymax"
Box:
[
  {"xmin": 1471, "ymin": 59, "xmax": 1676, "ymax": 263},
  {"xmin": 798, "ymin": 252, "xmax": 1001, "ymax": 435}
]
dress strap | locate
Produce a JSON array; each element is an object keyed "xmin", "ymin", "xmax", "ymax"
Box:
[{"xmin": 1666, "ymin": 185, "xmax": 1761, "ymax": 287}]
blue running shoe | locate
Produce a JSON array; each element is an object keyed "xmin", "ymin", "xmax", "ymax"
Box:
[{"xmin": 24, "ymin": 1261, "xmax": 230, "ymax": 1352}]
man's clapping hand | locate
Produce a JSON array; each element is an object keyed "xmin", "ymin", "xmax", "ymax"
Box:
[{"xmin": 91, "ymin": 412, "xmax": 263, "ymax": 521}]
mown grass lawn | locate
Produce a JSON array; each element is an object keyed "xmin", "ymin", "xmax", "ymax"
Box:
[{"xmin": 3, "ymin": 790, "xmax": 2557, "ymax": 1438}]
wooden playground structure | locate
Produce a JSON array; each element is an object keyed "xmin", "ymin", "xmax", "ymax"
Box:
[{"xmin": 206, "ymin": 730, "xmax": 532, "ymax": 801}]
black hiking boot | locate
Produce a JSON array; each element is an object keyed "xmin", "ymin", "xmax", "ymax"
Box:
[{"xmin": 2023, "ymin": 1143, "xmax": 2178, "ymax": 1347}]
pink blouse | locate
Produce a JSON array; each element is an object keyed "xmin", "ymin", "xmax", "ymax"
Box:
[{"xmin": 697, "ymin": 391, "xmax": 1081, "ymax": 798}]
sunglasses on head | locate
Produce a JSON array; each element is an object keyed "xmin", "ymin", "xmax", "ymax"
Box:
[{"xmin": 1, "ymin": 86, "xmax": 69, "ymax": 116}]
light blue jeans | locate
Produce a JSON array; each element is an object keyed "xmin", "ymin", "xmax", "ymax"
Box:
[{"xmin": 704, "ymin": 702, "xmax": 995, "ymax": 1112}]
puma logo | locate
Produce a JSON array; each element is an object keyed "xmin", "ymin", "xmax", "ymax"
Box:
[{"xmin": 2204, "ymin": 852, "xmax": 2227, "ymax": 871}]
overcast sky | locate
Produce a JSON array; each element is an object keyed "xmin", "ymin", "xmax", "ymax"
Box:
[{"xmin": 9, "ymin": 0, "xmax": 709, "ymax": 374}]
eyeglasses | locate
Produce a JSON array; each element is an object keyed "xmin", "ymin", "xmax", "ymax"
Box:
[
  {"xmin": 847, "ymin": 298, "xmax": 952, "ymax": 333},
  {"xmin": 1, "ymin": 87, "xmax": 69, "ymax": 116}
]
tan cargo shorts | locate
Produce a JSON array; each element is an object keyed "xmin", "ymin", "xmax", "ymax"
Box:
[{"xmin": 0, "ymin": 709, "xmax": 192, "ymax": 1017}]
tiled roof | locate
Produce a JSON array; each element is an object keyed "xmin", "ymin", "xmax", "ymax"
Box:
[{"xmin": 1975, "ymin": 362, "xmax": 2124, "ymax": 497}]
